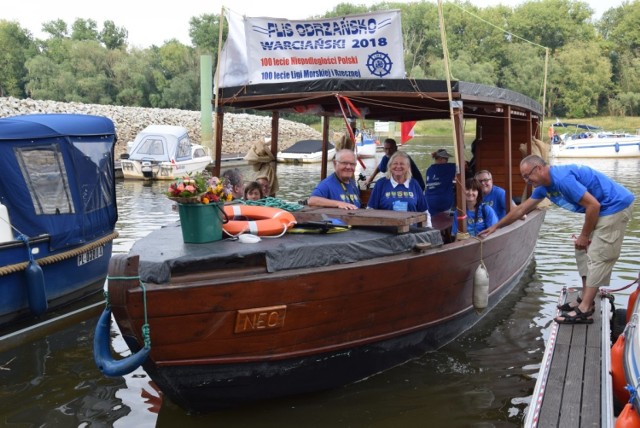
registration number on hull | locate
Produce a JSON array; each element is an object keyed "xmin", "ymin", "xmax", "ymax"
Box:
[{"xmin": 77, "ymin": 245, "xmax": 104, "ymax": 266}]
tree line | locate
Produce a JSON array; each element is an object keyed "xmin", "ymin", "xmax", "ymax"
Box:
[{"xmin": 1, "ymin": 0, "xmax": 638, "ymax": 118}]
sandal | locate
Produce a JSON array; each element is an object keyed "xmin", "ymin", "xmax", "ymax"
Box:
[
  {"xmin": 557, "ymin": 297, "xmax": 582, "ymax": 312},
  {"xmin": 554, "ymin": 306, "xmax": 594, "ymax": 325}
]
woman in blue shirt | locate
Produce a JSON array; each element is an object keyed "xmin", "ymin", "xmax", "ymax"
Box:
[
  {"xmin": 367, "ymin": 152, "xmax": 430, "ymax": 225},
  {"xmin": 465, "ymin": 177, "xmax": 498, "ymax": 236}
]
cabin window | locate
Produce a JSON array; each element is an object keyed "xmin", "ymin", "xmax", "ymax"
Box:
[
  {"xmin": 176, "ymin": 136, "xmax": 191, "ymax": 160},
  {"xmin": 193, "ymin": 147, "xmax": 206, "ymax": 158},
  {"xmin": 137, "ymin": 138, "xmax": 165, "ymax": 155},
  {"xmin": 73, "ymin": 140, "xmax": 115, "ymax": 212},
  {"xmin": 14, "ymin": 144, "xmax": 75, "ymax": 215}
]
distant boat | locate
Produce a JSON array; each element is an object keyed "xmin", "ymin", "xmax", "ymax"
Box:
[
  {"xmin": 355, "ymin": 131, "xmax": 378, "ymax": 159},
  {"xmin": 120, "ymin": 125, "xmax": 212, "ymax": 179},
  {"xmin": 0, "ymin": 114, "xmax": 118, "ymax": 328},
  {"xmin": 277, "ymin": 139, "xmax": 335, "ymax": 163},
  {"xmin": 550, "ymin": 121, "xmax": 640, "ymax": 158}
]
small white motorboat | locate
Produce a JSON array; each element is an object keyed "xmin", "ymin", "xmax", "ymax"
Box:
[
  {"xmin": 277, "ymin": 139, "xmax": 335, "ymax": 163},
  {"xmin": 120, "ymin": 125, "xmax": 212, "ymax": 180},
  {"xmin": 355, "ymin": 131, "xmax": 378, "ymax": 159},
  {"xmin": 550, "ymin": 121, "xmax": 640, "ymax": 158}
]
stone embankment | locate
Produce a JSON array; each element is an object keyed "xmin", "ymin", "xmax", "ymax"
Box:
[{"xmin": 0, "ymin": 97, "xmax": 322, "ymax": 158}]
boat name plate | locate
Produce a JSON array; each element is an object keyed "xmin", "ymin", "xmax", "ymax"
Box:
[
  {"xmin": 234, "ymin": 305, "xmax": 286, "ymax": 334},
  {"xmin": 77, "ymin": 245, "xmax": 104, "ymax": 266}
]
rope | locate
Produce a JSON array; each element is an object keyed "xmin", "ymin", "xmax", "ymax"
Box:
[
  {"xmin": 603, "ymin": 272, "xmax": 640, "ymax": 293},
  {"xmin": 106, "ymin": 274, "xmax": 151, "ymax": 349},
  {"xmin": 241, "ymin": 197, "xmax": 304, "ymax": 212},
  {"xmin": 0, "ymin": 231, "xmax": 119, "ymax": 277}
]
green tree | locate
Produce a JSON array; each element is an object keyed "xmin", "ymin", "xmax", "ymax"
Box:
[
  {"xmin": 552, "ymin": 40, "xmax": 612, "ymax": 117},
  {"xmin": 0, "ymin": 20, "xmax": 37, "ymax": 97},
  {"xmin": 189, "ymin": 13, "xmax": 224, "ymax": 54},
  {"xmin": 100, "ymin": 20, "xmax": 128, "ymax": 50},
  {"xmin": 41, "ymin": 19, "xmax": 69, "ymax": 40},
  {"xmin": 71, "ymin": 18, "xmax": 99, "ymax": 42}
]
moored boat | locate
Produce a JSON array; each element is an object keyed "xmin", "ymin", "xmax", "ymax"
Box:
[
  {"xmin": 0, "ymin": 114, "xmax": 118, "ymax": 328},
  {"xmin": 276, "ymin": 139, "xmax": 335, "ymax": 163},
  {"xmin": 550, "ymin": 121, "xmax": 640, "ymax": 158},
  {"xmin": 96, "ymin": 9, "xmax": 549, "ymax": 413},
  {"xmin": 355, "ymin": 130, "xmax": 378, "ymax": 159},
  {"xmin": 120, "ymin": 125, "xmax": 212, "ymax": 179}
]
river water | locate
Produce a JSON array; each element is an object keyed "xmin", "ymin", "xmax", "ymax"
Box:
[{"xmin": 1, "ymin": 138, "xmax": 638, "ymax": 427}]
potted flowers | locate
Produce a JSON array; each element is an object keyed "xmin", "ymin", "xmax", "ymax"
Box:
[{"xmin": 167, "ymin": 172, "xmax": 232, "ymax": 243}]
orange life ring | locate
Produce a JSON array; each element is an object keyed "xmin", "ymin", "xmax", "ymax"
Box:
[{"xmin": 223, "ymin": 205, "xmax": 296, "ymax": 236}]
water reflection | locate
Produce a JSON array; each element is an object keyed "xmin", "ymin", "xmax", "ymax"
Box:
[{"xmin": 1, "ymin": 141, "xmax": 638, "ymax": 427}]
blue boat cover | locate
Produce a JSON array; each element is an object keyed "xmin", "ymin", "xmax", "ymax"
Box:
[{"xmin": 0, "ymin": 114, "xmax": 118, "ymax": 250}]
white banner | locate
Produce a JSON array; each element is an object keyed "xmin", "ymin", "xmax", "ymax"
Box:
[{"xmin": 218, "ymin": 9, "xmax": 405, "ymax": 88}]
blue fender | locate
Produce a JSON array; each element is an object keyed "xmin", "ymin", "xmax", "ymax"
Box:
[
  {"xmin": 25, "ymin": 260, "xmax": 47, "ymax": 316},
  {"xmin": 93, "ymin": 307, "xmax": 150, "ymax": 377},
  {"xmin": 615, "ymin": 142, "xmax": 620, "ymax": 153}
]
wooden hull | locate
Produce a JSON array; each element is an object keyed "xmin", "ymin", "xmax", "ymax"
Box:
[{"xmin": 108, "ymin": 209, "xmax": 545, "ymax": 412}]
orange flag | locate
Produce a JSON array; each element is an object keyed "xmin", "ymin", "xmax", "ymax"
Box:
[{"xmin": 400, "ymin": 121, "xmax": 416, "ymax": 144}]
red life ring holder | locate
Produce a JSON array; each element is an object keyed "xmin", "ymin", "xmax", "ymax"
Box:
[{"xmin": 223, "ymin": 205, "xmax": 297, "ymax": 236}]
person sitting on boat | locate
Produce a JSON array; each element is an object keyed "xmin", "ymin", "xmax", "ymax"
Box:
[
  {"xmin": 222, "ymin": 168, "xmax": 244, "ymax": 200},
  {"xmin": 425, "ymin": 149, "xmax": 456, "ymax": 216},
  {"xmin": 366, "ymin": 151, "xmax": 431, "ymax": 222},
  {"xmin": 479, "ymin": 154, "xmax": 635, "ymax": 325},
  {"xmin": 363, "ymin": 138, "xmax": 425, "ymax": 191},
  {"xmin": 308, "ymin": 149, "xmax": 361, "ymax": 210},
  {"xmin": 464, "ymin": 177, "xmax": 498, "ymax": 237},
  {"xmin": 474, "ymin": 169, "xmax": 516, "ymax": 220},
  {"xmin": 243, "ymin": 181, "xmax": 263, "ymax": 201},
  {"xmin": 255, "ymin": 175, "xmax": 271, "ymax": 198}
]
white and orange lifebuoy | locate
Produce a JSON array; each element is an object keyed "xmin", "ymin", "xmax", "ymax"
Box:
[{"xmin": 223, "ymin": 205, "xmax": 296, "ymax": 237}]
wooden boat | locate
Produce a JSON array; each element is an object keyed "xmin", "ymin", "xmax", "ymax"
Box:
[
  {"xmin": 550, "ymin": 121, "xmax": 640, "ymax": 158},
  {"xmin": 277, "ymin": 139, "xmax": 335, "ymax": 163},
  {"xmin": 120, "ymin": 125, "xmax": 212, "ymax": 180},
  {"xmin": 0, "ymin": 114, "xmax": 118, "ymax": 328},
  {"xmin": 96, "ymin": 73, "xmax": 549, "ymax": 412}
]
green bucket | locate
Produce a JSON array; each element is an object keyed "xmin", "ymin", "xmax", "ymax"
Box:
[{"xmin": 177, "ymin": 203, "xmax": 225, "ymax": 243}]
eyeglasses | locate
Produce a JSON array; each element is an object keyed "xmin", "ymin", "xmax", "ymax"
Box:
[
  {"xmin": 336, "ymin": 161, "xmax": 356, "ymax": 168},
  {"xmin": 522, "ymin": 165, "xmax": 538, "ymax": 182},
  {"xmin": 477, "ymin": 178, "xmax": 491, "ymax": 184}
]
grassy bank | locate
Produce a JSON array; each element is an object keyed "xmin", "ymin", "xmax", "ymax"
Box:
[{"xmin": 308, "ymin": 116, "xmax": 640, "ymax": 139}]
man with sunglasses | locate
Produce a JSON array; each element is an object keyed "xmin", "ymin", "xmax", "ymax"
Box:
[
  {"xmin": 308, "ymin": 149, "xmax": 361, "ymax": 210},
  {"xmin": 479, "ymin": 154, "xmax": 634, "ymax": 325},
  {"xmin": 474, "ymin": 169, "xmax": 516, "ymax": 219}
]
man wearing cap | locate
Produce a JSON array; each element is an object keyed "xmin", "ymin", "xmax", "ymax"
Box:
[
  {"xmin": 425, "ymin": 149, "xmax": 456, "ymax": 216},
  {"xmin": 363, "ymin": 138, "xmax": 425, "ymax": 191}
]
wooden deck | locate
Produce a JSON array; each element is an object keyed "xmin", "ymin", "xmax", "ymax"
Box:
[{"xmin": 524, "ymin": 288, "xmax": 614, "ymax": 427}]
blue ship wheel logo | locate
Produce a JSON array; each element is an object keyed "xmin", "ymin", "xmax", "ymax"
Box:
[{"xmin": 366, "ymin": 51, "xmax": 393, "ymax": 77}]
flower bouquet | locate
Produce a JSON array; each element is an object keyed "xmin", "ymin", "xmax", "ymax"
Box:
[{"xmin": 166, "ymin": 171, "xmax": 233, "ymax": 204}]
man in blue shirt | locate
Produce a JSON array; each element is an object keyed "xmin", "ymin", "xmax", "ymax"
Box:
[
  {"xmin": 474, "ymin": 169, "xmax": 516, "ymax": 219},
  {"xmin": 480, "ymin": 155, "xmax": 634, "ymax": 325},
  {"xmin": 363, "ymin": 138, "xmax": 425, "ymax": 191},
  {"xmin": 308, "ymin": 149, "xmax": 361, "ymax": 210},
  {"xmin": 425, "ymin": 148, "xmax": 456, "ymax": 216}
]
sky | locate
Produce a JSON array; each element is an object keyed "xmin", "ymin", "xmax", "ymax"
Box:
[{"xmin": 3, "ymin": 0, "xmax": 623, "ymax": 48}]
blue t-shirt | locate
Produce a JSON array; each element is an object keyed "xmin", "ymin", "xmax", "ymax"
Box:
[
  {"xmin": 367, "ymin": 177, "xmax": 427, "ymax": 212},
  {"xmin": 482, "ymin": 185, "xmax": 510, "ymax": 219},
  {"xmin": 311, "ymin": 173, "xmax": 361, "ymax": 208},
  {"xmin": 531, "ymin": 164, "xmax": 634, "ymax": 216},
  {"xmin": 466, "ymin": 204, "xmax": 499, "ymax": 237},
  {"xmin": 425, "ymin": 163, "xmax": 456, "ymax": 215},
  {"xmin": 379, "ymin": 154, "xmax": 425, "ymax": 191}
]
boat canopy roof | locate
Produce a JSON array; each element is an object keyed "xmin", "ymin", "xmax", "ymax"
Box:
[
  {"xmin": 218, "ymin": 78, "xmax": 543, "ymax": 123},
  {"xmin": 282, "ymin": 139, "xmax": 334, "ymax": 154},
  {"xmin": 0, "ymin": 114, "xmax": 117, "ymax": 249},
  {"xmin": 128, "ymin": 125, "xmax": 193, "ymax": 162},
  {"xmin": 552, "ymin": 121, "xmax": 602, "ymax": 131}
]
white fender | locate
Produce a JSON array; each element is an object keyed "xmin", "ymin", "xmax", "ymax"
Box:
[{"xmin": 473, "ymin": 261, "xmax": 489, "ymax": 312}]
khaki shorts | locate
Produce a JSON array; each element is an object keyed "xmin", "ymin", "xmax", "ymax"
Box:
[{"xmin": 575, "ymin": 204, "xmax": 633, "ymax": 288}]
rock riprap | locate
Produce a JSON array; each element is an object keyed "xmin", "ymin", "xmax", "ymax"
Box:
[{"xmin": 0, "ymin": 97, "xmax": 322, "ymax": 158}]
